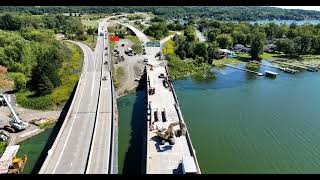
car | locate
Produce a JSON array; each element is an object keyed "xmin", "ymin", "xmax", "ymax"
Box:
[
  {"xmin": 104, "ymin": 61, "xmax": 108, "ymax": 65},
  {"xmin": 105, "ymin": 53, "xmax": 108, "ymax": 56},
  {"xmin": 102, "ymin": 76, "xmax": 108, "ymax": 80},
  {"xmin": 159, "ymin": 73, "xmax": 165, "ymax": 78},
  {"xmin": 143, "ymin": 58, "xmax": 148, "ymax": 62}
]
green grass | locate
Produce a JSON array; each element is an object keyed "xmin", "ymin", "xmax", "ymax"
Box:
[
  {"xmin": 0, "ymin": 141, "xmax": 7, "ymax": 156},
  {"xmin": 234, "ymin": 52, "xmax": 281, "ymax": 62},
  {"xmin": 114, "ymin": 66, "xmax": 125, "ymax": 90},
  {"xmin": 162, "ymin": 39, "xmax": 175, "ymax": 55},
  {"xmin": 212, "ymin": 57, "xmax": 241, "ymax": 67},
  {"xmin": 125, "ymin": 35, "xmax": 143, "ymax": 54},
  {"xmin": 16, "ymin": 42, "xmax": 83, "ymax": 110}
]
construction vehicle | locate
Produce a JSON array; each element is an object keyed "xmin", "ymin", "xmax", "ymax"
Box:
[
  {"xmin": 0, "ymin": 94, "xmax": 29, "ymax": 132},
  {"xmin": 7, "ymin": 155, "xmax": 27, "ymax": 174},
  {"xmin": 0, "ymin": 131, "xmax": 8, "ymax": 141},
  {"xmin": 0, "ymin": 145, "xmax": 27, "ymax": 174},
  {"xmin": 155, "ymin": 122, "xmax": 180, "ymax": 145}
]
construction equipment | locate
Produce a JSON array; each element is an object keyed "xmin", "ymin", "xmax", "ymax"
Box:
[
  {"xmin": 0, "ymin": 145, "xmax": 27, "ymax": 174},
  {"xmin": 155, "ymin": 122, "xmax": 180, "ymax": 145},
  {"xmin": 8, "ymin": 155, "xmax": 27, "ymax": 174},
  {"xmin": 0, "ymin": 94, "xmax": 29, "ymax": 131},
  {"xmin": 0, "ymin": 131, "xmax": 8, "ymax": 141}
]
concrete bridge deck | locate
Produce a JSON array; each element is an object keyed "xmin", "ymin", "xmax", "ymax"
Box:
[{"xmin": 122, "ymin": 21, "xmax": 201, "ymax": 174}]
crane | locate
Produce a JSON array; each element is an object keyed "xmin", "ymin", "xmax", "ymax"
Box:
[{"xmin": 0, "ymin": 93, "xmax": 29, "ymax": 131}]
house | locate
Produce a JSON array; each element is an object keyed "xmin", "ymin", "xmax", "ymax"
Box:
[
  {"xmin": 264, "ymin": 44, "xmax": 277, "ymax": 52},
  {"xmin": 218, "ymin": 49, "xmax": 237, "ymax": 58},
  {"xmin": 232, "ymin": 44, "xmax": 251, "ymax": 53}
]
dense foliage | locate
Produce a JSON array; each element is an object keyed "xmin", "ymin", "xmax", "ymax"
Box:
[
  {"xmin": 1, "ymin": 6, "xmax": 320, "ymax": 21},
  {"xmin": 0, "ymin": 13, "xmax": 84, "ymax": 109}
]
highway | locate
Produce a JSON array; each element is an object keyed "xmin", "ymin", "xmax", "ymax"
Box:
[
  {"xmin": 40, "ymin": 34, "xmax": 105, "ymax": 174},
  {"xmin": 85, "ymin": 23, "xmax": 114, "ymax": 174}
]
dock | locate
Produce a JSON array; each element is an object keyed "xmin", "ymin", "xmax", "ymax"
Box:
[{"xmin": 224, "ymin": 64, "xmax": 264, "ymax": 76}]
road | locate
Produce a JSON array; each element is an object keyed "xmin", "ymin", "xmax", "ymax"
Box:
[
  {"xmin": 196, "ymin": 29, "xmax": 206, "ymax": 42},
  {"xmin": 40, "ymin": 36, "xmax": 104, "ymax": 174},
  {"xmin": 85, "ymin": 23, "xmax": 114, "ymax": 174}
]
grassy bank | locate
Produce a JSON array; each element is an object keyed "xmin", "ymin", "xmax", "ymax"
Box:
[
  {"xmin": 113, "ymin": 66, "xmax": 125, "ymax": 90},
  {"xmin": 212, "ymin": 57, "xmax": 241, "ymax": 67},
  {"xmin": 16, "ymin": 42, "xmax": 83, "ymax": 110},
  {"xmin": 167, "ymin": 55, "xmax": 212, "ymax": 80},
  {"xmin": 125, "ymin": 35, "xmax": 143, "ymax": 54}
]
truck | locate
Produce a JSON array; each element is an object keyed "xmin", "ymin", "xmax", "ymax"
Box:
[{"xmin": 0, "ymin": 94, "xmax": 29, "ymax": 132}]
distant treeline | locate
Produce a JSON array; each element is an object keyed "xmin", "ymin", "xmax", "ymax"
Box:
[{"xmin": 1, "ymin": 6, "xmax": 320, "ymax": 21}]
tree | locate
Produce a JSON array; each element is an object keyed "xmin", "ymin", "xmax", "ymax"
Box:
[
  {"xmin": 194, "ymin": 42, "xmax": 208, "ymax": 60},
  {"xmin": 0, "ymin": 14, "xmax": 22, "ymax": 31},
  {"xmin": 250, "ymin": 34, "xmax": 264, "ymax": 60},
  {"xmin": 216, "ymin": 34, "xmax": 233, "ymax": 49},
  {"xmin": 184, "ymin": 25, "xmax": 196, "ymax": 42},
  {"xmin": 144, "ymin": 22, "xmax": 168, "ymax": 39},
  {"xmin": 207, "ymin": 41, "xmax": 219, "ymax": 63},
  {"xmin": 232, "ymin": 30, "xmax": 246, "ymax": 45},
  {"xmin": 207, "ymin": 28, "xmax": 220, "ymax": 42},
  {"xmin": 275, "ymin": 39, "xmax": 295, "ymax": 55}
]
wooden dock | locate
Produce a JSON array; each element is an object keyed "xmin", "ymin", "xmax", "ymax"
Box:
[{"xmin": 224, "ymin": 64, "xmax": 264, "ymax": 76}]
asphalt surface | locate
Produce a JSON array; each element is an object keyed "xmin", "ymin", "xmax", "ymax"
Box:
[
  {"xmin": 40, "ymin": 36, "xmax": 104, "ymax": 174},
  {"xmin": 86, "ymin": 24, "xmax": 113, "ymax": 174}
]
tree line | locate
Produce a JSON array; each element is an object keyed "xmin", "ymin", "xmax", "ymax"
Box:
[{"xmin": 1, "ymin": 6, "xmax": 320, "ymax": 21}]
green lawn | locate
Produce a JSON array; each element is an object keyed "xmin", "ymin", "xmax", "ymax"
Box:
[{"xmin": 212, "ymin": 57, "xmax": 242, "ymax": 67}]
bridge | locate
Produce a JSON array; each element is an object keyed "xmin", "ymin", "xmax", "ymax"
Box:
[
  {"xmin": 121, "ymin": 23, "xmax": 201, "ymax": 174},
  {"xmin": 39, "ymin": 22, "xmax": 117, "ymax": 174}
]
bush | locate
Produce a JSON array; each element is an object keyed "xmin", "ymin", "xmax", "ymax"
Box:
[
  {"xmin": 9, "ymin": 72, "xmax": 28, "ymax": 91},
  {"xmin": 16, "ymin": 91, "xmax": 53, "ymax": 110}
]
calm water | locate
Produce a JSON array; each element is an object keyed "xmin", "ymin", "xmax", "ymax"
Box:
[
  {"xmin": 248, "ymin": 19, "xmax": 320, "ymax": 25},
  {"xmin": 118, "ymin": 62, "xmax": 320, "ymax": 174},
  {"xmin": 17, "ymin": 128, "xmax": 53, "ymax": 174}
]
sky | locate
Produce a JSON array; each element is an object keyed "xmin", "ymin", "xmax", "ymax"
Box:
[{"xmin": 271, "ymin": 6, "xmax": 320, "ymax": 11}]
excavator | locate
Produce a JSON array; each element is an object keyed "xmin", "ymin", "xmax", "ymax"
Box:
[
  {"xmin": 8, "ymin": 155, "xmax": 27, "ymax": 174},
  {"xmin": 155, "ymin": 122, "xmax": 186, "ymax": 145}
]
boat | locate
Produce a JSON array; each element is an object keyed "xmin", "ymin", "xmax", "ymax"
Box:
[
  {"xmin": 279, "ymin": 67, "xmax": 298, "ymax": 74},
  {"xmin": 307, "ymin": 67, "xmax": 318, "ymax": 72},
  {"xmin": 265, "ymin": 70, "xmax": 277, "ymax": 78}
]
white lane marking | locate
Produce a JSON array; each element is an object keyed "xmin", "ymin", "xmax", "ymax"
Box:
[{"xmin": 52, "ymin": 47, "xmax": 88, "ymax": 174}]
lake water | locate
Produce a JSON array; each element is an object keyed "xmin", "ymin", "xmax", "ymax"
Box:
[
  {"xmin": 118, "ymin": 62, "xmax": 320, "ymax": 173},
  {"xmin": 17, "ymin": 61, "xmax": 320, "ymax": 174},
  {"xmin": 248, "ymin": 19, "xmax": 320, "ymax": 25}
]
